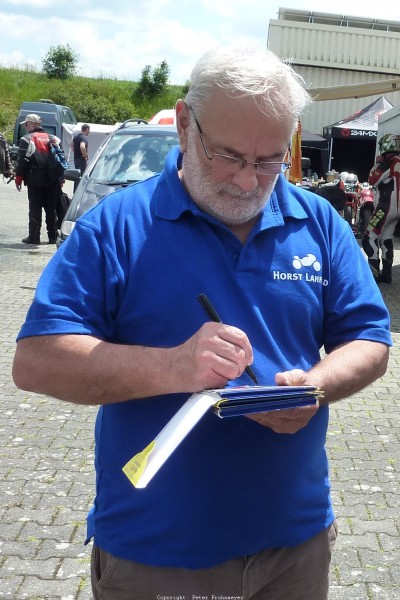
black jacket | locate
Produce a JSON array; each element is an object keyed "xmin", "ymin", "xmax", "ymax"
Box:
[{"xmin": 16, "ymin": 127, "xmax": 56, "ymax": 187}]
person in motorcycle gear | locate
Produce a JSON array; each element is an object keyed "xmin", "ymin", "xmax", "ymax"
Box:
[
  {"xmin": 15, "ymin": 114, "xmax": 61, "ymax": 244},
  {"xmin": 362, "ymin": 133, "xmax": 400, "ymax": 284},
  {"xmin": 378, "ymin": 132, "xmax": 400, "ymax": 154}
]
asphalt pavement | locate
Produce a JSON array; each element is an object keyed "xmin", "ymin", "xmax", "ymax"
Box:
[{"xmin": 0, "ymin": 177, "xmax": 399, "ymax": 600}]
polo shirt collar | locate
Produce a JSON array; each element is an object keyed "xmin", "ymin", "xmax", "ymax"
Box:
[{"xmin": 154, "ymin": 147, "xmax": 308, "ymax": 229}]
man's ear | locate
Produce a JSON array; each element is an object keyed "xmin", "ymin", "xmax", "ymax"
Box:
[{"xmin": 175, "ymin": 100, "xmax": 191, "ymax": 153}]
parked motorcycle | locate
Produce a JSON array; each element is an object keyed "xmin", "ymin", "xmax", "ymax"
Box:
[
  {"xmin": 355, "ymin": 182, "xmax": 375, "ymax": 238},
  {"xmin": 313, "ymin": 175, "xmax": 375, "ymax": 239},
  {"xmin": 337, "ymin": 172, "xmax": 375, "ymax": 237},
  {"xmin": 339, "ymin": 172, "xmax": 359, "ymax": 230}
]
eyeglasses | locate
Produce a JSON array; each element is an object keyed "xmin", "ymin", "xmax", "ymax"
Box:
[{"xmin": 188, "ymin": 107, "xmax": 290, "ymax": 175}]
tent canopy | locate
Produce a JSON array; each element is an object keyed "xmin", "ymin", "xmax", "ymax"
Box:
[
  {"xmin": 323, "ymin": 96, "xmax": 393, "ymax": 140},
  {"xmin": 302, "ymin": 129, "xmax": 329, "ymax": 148},
  {"xmin": 323, "ymin": 97, "xmax": 394, "ymax": 180},
  {"xmin": 309, "ymin": 78, "xmax": 400, "ymax": 101},
  {"xmin": 300, "ymin": 129, "xmax": 329, "ymax": 177},
  {"xmin": 61, "ymin": 122, "xmax": 119, "ymax": 166}
]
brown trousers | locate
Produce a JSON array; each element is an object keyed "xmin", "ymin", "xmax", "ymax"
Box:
[{"xmin": 91, "ymin": 521, "xmax": 337, "ymax": 600}]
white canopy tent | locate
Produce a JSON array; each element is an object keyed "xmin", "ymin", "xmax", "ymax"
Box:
[{"xmin": 61, "ymin": 122, "xmax": 119, "ymax": 167}]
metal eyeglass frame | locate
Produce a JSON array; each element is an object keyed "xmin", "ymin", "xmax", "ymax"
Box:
[{"xmin": 188, "ymin": 106, "xmax": 291, "ymax": 175}]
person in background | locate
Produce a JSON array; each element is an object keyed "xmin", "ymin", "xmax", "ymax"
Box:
[
  {"xmin": 13, "ymin": 47, "xmax": 391, "ymax": 599},
  {"xmin": 71, "ymin": 124, "xmax": 90, "ymax": 191},
  {"xmin": 0, "ymin": 131, "xmax": 14, "ymax": 179},
  {"xmin": 15, "ymin": 113, "xmax": 60, "ymax": 244},
  {"xmin": 362, "ymin": 133, "xmax": 400, "ymax": 284}
]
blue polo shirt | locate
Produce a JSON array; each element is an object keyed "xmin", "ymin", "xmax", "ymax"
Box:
[{"xmin": 18, "ymin": 147, "xmax": 391, "ymax": 568}]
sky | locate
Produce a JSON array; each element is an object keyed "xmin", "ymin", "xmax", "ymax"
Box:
[{"xmin": 1, "ymin": 1, "xmax": 400, "ymax": 85}]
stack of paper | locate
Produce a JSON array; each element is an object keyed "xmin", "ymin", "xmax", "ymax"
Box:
[{"xmin": 122, "ymin": 385, "xmax": 323, "ymax": 489}]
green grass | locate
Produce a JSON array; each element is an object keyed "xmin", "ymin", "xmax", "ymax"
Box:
[{"xmin": 0, "ymin": 65, "xmax": 185, "ymax": 141}]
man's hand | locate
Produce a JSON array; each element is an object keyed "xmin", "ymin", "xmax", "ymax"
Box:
[
  {"xmin": 13, "ymin": 326, "xmax": 255, "ymax": 406},
  {"xmin": 247, "ymin": 368, "xmax": 319, "ymax": 433},
  {"xmin": 169, "ymin": 322, "xmax": 255, "ymax": 392}
]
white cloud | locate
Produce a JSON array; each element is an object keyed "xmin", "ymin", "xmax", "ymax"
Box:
[
  {"xmin": 4, "ymin": 0, "xmax": 54, "ymax": 6},
  {"xmin": 2, "ymin": 1, "xmax": 400, "ymax": 84}
]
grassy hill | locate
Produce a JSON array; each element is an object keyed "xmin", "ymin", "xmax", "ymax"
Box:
[{"xmin": 0, "ymin": 66, "xmax": 185, "ymax": 142}]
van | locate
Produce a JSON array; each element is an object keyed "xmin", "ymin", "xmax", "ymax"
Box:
[{"xmin": 10, "ymin": 99, "xmax": 77, "ymax": 160}]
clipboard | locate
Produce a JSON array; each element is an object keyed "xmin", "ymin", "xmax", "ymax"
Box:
[
  {"xmin": 122, "ymin": 385, "xmax": 323, "ymax": 489},
  {"xmin": 213, "ymin": 385, "xmax": 321, "ymax": 417}
]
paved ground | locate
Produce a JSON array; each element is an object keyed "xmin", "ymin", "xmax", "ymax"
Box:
[{"xmin": 0, "ymin": 177, "xmax": 399, "ymax": 600}]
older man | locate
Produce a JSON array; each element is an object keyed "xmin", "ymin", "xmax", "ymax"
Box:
[{"xmin": 13, "ymin": 47, "xmax": 391, "ymax": 599}]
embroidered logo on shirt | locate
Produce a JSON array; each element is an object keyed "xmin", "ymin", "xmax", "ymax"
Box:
[
  {"xmin": 273, "ymin": 253, "xmax": 328, "ymax": 286},
  {"xmin": 292, "ymin": 253, "xmax": 321, "ymax": 271}
]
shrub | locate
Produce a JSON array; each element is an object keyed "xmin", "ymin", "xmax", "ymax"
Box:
[
  {"xmin": 42, "ymin": 45, "xmax": 79, "ymax": 80},
  {"xmin": 0, "ymin": 65, "xmax": 185, "ymax": 134},
  {"xmin": 133, "ymin": 60, "xmax": 170, "ymax": 102},
  {"xmin": 72, "ymin": 96, "xmax": 136, "ymax": 124}
]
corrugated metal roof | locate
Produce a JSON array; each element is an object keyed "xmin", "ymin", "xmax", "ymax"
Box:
[
  {"xmin": 269, "ymin": 20, "xmax": 400, "ymax": 73},
  {"xmin": 277, "ymin": 9, "xmax": 400, "ymax": 32},
  {"xmin": 268, "ymin": 10, "xmax": 400, "ymax": 135}
]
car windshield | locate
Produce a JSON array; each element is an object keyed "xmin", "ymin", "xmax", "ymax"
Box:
[{"xmin": 89, "ymin": 132, "xmax": 178, "ymax": 183}]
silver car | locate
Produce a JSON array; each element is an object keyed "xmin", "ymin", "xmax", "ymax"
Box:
[{"xmin": 57, "ymin": 120, "xmax": 179, "ymax": 246}]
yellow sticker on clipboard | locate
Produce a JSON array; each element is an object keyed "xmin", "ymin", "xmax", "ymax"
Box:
[{"xmin": 122, "ymin": 440, "xmax": 156, "ymax": 487}]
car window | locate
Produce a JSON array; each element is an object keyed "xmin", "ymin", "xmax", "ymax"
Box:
[
  {"xmin": 62, "ymin": 108, "xmax": 76, "ymax": 124},
  {"xmin": 90, "ymin": 133, "xmax": 178, "ymax": 183}
]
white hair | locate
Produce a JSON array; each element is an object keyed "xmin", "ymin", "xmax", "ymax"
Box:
[{"xmin": 185, "ymin": 46, "xmax": 311, "ymax": 132}]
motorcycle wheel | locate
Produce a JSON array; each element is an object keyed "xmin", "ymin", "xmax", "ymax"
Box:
[
  {"xmin": 344, "ymin": 204, "xmax": 353, "ymax": 227},
  {"xmin": 360, "ymin": 207, "xmax": 373, "ymax": 237}
]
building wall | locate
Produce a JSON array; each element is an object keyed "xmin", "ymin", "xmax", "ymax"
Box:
[{"xmin": 268, "ymin": 10, "xmax": 400, "ymax": 134}]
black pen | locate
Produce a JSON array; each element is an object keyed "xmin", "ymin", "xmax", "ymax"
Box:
[{"xmin": 197, "ymin": 293, "xmax": 259, "ymax": 385}]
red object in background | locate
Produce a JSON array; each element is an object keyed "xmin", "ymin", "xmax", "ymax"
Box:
[{"xmin": 148, "ymin": 109, "xmax": 176, "ymax": 125}]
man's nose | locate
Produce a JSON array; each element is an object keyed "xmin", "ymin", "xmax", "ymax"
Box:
[{"xmin": 231, "ymin": 163, "xmax": 260, "ymax": 193}]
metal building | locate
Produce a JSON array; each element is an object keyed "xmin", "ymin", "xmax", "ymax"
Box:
[{"xmin": 268, "ymin": 8, "xmax": 400, "ymax": 179}]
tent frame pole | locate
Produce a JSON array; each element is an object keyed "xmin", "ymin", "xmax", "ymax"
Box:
[{"xmin": 328, "ymin": 138, "xmax": 333, "ymax": 172}]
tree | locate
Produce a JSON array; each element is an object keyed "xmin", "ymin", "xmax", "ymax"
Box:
[
  {"xmin": 133, "ymin": 60, "xmax": 170, "ymax": 101},
  {"xmin": 42, "ymin": 44, "xmax": 79, "ymax": 80},
  {"xmin": 181, "ymin": 80, "xmax": 191, "ymax": 96}
]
